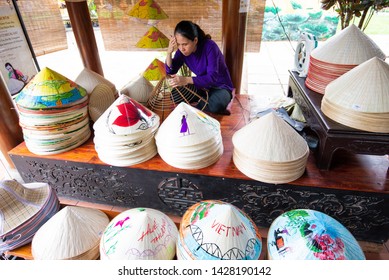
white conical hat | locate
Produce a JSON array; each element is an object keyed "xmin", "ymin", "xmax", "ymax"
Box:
[
  {"xmin": 100, "ymin": 208, "xmax": 178, "ymax": 260},
  {"xmin": 75, "ymin": 67, "xmax": 117, "ymax": 95},
  {"xmin": 120, "ymin": 75, "xmax": 154, "ymax": 105},
  {"xmin": 311, "ymin": 24, "xmax": 386, "ymax": 65},
  {"xmin": 179, "ymin": 200, "xmax": 262, "ymax": 260},
  {"xmin": 31, "ymin": 206, "xmax": 109, "ymax": 260},
  {"xmin": 89, "ymin": 83, "xmax": 116, "ymax": 122},
  {"xmin": 233, "ymin": 112, "xmax": 308, "ymax": 162},
  {"xmin": 0, "ymin": 180, "xmax": 50, "ymax": 235},
  {"xmin": 267, "ymin": 209, "xmax": 365, "ymax": 260},
  {"xmin": 93, "ymin": 94, "xmax": 159, "ymax": 136},
  {"xmin": 324, "ymin": 57, "xmax": 389, "ymax": 113},
  {"xmin": 155, "ymin": 102, "xmax": 221, "ymax": 148}
]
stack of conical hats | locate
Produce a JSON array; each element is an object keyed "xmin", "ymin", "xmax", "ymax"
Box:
[
  {"xmin": 232, "ymin": 112, "xmax": 309, "ymax": 184},
  {"xmin": 100, "ymin": 208, "xmax": 178, "ymax": 260},
  {"xmin": 14, "ymin": 67, "xmax": 91, "ymax": 155},
  {"xmin": 93, "ymin": 94, "xmax": 160, "ymax": 166},
  {"xmin": 267, "ymin": 209, "xmax": 366, "ymax": 260},
  {"xmin": 0, "ymin": 180, "xmax": 60, "ymax": 254},
  {"xmin": 155, "ymin": 102, "xmax": 223, "ymax": 169},
  {"xmin": 305, "ymin": 24, "xmax": 386, "ymax": 94},
  {"xmin": 31, "ymin": 206, "xmax": 109, "ymax": 260},
  {"xmin": 322, "ymin": 57, "xmax": 389, "ymax": 133},
  {"xmin": 177, "ymin": 200, "xmax": 262, "ymax": 260}
]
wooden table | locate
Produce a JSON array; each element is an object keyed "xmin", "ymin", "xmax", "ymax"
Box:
[
  {"xmin": 288, "ymin": 70, "xmax": 389, "ymax": 170},
  {"xmin": 8, "ymin": 95, "xmax": 389, "ymax": 243}
]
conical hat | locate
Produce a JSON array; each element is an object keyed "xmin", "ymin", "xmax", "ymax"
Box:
[
  {"xmin": 31, "ymin": 206, "xmax": 109, "ymax": 260},
  {"xmin": 324, "ymin": 57, "xmax": 389, "ymax": 113},
  {"xmin": 143, "ymin": 58, "xmax": 166, "ymax": 81},
  {"xmin": 120, "ymin": 75, "xmax": 154, "ymax": 105},
  {"xmin": 89, "ymin": 83, "xmax": 116, "ymax": 122},
  {"xmin": 0, "ymin": 180, "xmax": 50, "ymax": 235},
  {"xmin": 155, "ymin": 102, "xmax": 221, "ymax": 148},
  {"xmin": 136, "ymin": 26, "xmax": 169, "ymax": 49},
  {"xmin": 15, "ymin": 67, "xmax": 87, "ymax": 109},
  {"xmin": 311, "ymin": 24, "xmax": 386, "ymax": 65},
  {"xmin": 233, "ymin": 112, "xmax": 308, "ymax": 162},
  {"xmin": 267, "ymin": 209, "xmax": 365, "ymax": 260},
  {"xmin": 128, "ymin": 0, "xmax": 168, "ymax": 20},
  {"xmin": 100, "ymin": 208, "xmax": 178, "ymax": 260},
  {"xmin": 93, "ymin": 94, "xmax": 160, "ymax": 136},
  {"xmin": 179, "ymin": 200, "xmax": 262, "ymax": 260},
  {"xmin": 75, "ymin": 67, "xmax": 117, "ymax": 95}
]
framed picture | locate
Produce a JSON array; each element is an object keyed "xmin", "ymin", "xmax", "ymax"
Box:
[{"xmin": 0, "ymin": 1, "xmax": 39, "ymax": 96}]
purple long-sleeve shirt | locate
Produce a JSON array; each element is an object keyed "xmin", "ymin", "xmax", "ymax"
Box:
[{"xmin": 165, "ymin": 39, "xmax": 234, "ymax": 92}]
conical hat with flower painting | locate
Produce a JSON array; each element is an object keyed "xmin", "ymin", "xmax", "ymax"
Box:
[
  {"xmin": 142, "ymin": 58, "xmax": 166, "ymax": 81},
  {"xmin": 135, "ymin": 26, "xmax": 169, "ymax": 49},
  {"xmin": 128, "ymin": 0, "xmax": 168, "ymax": 20},
  {"xmin": 15, "ymin": 67, "xmax": 87, "ymax": 110},
  {"xmin": 267, "ymin": 209, "xmax": 365, "ymax": 260},
  {"xmin": 178, "ymin": 200, "xmax": 262, "ymax": 260},
  {"xmin": 93, "ymin": 94, "xmax": 159, "ymax": 137}
]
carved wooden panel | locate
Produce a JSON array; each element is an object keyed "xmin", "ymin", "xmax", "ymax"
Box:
[{"xmin": 11, "ymin": 155, "xmax": 389, "ymax": 243}]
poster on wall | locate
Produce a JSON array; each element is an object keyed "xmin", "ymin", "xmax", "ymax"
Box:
[{"xmin": 0, "ymin": 4, "xmax": 37, "ymax": 96}]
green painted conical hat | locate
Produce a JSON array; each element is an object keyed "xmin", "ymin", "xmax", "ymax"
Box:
[{"xmin": 15, "ymin": 67, "xmax": 87, "ymax": 109}]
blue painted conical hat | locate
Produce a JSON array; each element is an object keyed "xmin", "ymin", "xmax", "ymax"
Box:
[
  {"xmin": 15, "ymin": 67, "xmax": 87, "ymax": 109},
  {"xmin": 267, "ymin": 209, "xmax": 366, "ymax": 260}
]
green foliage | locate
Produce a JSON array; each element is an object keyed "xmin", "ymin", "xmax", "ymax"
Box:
[
  {"xmin": 264, "ymin": 6, "xmax": 281, "ymax": 14},
  {"xmin": 320, "ymin": 0, "xmax": 389, "ymax": 30},
  {"xmin": 291, "ymin": 1, "xmax": 303, "ymax": 9},
  {"xmin": 308, "ymin": 11, "xmax": 323, "ymax": 19}
]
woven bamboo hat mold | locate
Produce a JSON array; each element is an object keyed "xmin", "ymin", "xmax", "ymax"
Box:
[
  {"xmin": 75, "ymin": 67, "xmax": 117, "ymax": 96},
  {"xmin": 15, "ymin": 67, "xmax": 87, "ymax": 109},
  {"xmin": 100, "ymin": 208, "xmax": 178, "ymax": 260},
  {"xmin": 93, "ymin": 94, "xmax": 160, "ymax": 137},
  {"xmin": 178, "ymin": 200, "xmax": 262, "ymax": 260},
  {"xmin": 267, "ymin": 209, "xmax": 365, "ymax": 260},
  {"xmin": 120, "ymin": 75, "xmax": 154, "ymax": 105},
  {"xmin": 324, "ymin": 57, "xmax": 389, "ymax": 113},
  {"xmin": 310, "ymin": 24, "xmax": 386, "ymax": 65},
  {"xmin": 233, "ymin": 112, "xmax": 308, "ymax": 162},
  {"xmin": 89, "ymin": 83, "xmax": 116, "ymax": 122},
  {"xmin": 0, "ymin": 180, "xmax": 50, "ymax": 235},
  {"xmin": 155, "ymin": 102, "xmax": 220, "ymax": 148},
  {"xmin": 31, "ymin": 206, "xmax": 109, "ymax": 260}
]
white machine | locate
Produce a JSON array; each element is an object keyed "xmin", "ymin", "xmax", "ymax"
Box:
[{"xmin": 294, "ymin": 32, "xmax": 318, "ymax": 77}]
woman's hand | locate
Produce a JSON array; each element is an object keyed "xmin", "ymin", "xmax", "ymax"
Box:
[
  {"xmin": 168, "ymin": 75, "xmax": 191, "ymax": 88},
  {"xmin": 167, "ymin": 35, "xmax": 177, "ymax": 54}
]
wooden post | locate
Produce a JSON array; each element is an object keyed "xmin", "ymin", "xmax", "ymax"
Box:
[
  {"xmin": 0, "ymin": 80, "xmax": 23, "ymax": 168},
  {"xmin": 65, "ymin": 0, "xmax": 104, "ymax": 76},
  {"xmin": 222, "ymin": 0, "xmax": 248, "ymax": 95}
]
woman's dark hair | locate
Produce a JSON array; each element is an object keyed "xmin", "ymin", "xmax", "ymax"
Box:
[
  {"xmin": 5, "ymin": 62, "xmax": 13, "ymax": 69},
  {"xmin": 174, "ymin": 20, "xmax": 211, "ymax": 44},
  {"xmin": 5, "ymin": 62, "xmax": 23, "ymax": 81}
]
